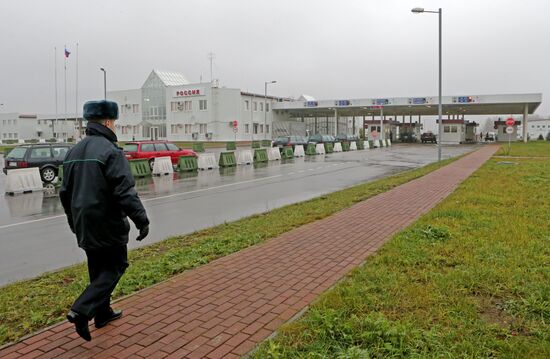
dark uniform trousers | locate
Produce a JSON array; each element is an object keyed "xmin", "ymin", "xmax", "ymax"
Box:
[{"xmin": 72, "ymin": 245, "xmax": 129, "ymax": 320}]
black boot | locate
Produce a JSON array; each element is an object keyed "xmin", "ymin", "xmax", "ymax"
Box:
[
  {"xmin": 94, "ymin": 308, "xmax": 123, "ymax": 329},
  {"xmin": 67, "ymin": 310, "xmax": 91, "ymax": 341}
]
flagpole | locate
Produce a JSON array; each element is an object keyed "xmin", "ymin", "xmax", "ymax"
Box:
[
  {"xmin": 64, "ymin": 44, "xmax": 68, "ymax": 131},
  {"xmin": 76, "ymin": 42, "xmax": 80, "ymax": 139},
  {"xmin": 54, "ymin": 47, "xmax": 58, "ymax": 130}
]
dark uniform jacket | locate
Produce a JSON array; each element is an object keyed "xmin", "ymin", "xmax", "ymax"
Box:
[{"xmin": 60, "ymin": 122, "xmax": 149, "ymax": 250}]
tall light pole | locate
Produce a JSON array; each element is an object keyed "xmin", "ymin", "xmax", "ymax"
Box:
[
  {"xmin": 412, "ymin": 7, "xmax": 442, "ymax": 161},
  {"xmin": 264, "ymin": 81, "xmax": 277, "ymax": 139},
  {"xmin": 100, "ymin": 68, "xmax": 107, "ymax": 100}
]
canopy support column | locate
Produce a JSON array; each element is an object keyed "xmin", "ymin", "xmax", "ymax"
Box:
[{"xmin": 523, "ymin": 104, "xmax": 529, "ymax": 142}]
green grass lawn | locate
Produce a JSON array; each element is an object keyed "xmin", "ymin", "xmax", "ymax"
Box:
[
  {"xmin": 253, "ymin": 158, "xmax": 550, "ymax": 358},
  {"xmin": 0, "ymin": 156, "xmax": 460, "ymax": 346},
  {"xmin": 496, "ymin": 140, "xmax": 550, "ymax": 157}
]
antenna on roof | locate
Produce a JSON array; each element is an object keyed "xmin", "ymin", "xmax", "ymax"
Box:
[{"xmin": 207, "ymin": 52, "xmax": 216, "ymax": 83}]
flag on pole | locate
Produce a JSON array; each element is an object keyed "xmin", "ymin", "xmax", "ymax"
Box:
[{"xmin": 64, "ymin": 47, "xmax": 71, "ymax": 58}]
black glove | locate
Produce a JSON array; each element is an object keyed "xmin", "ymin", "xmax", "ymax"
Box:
[{"xmin": 136, "ymin": 225, "xmax": 149, "ymax": 241}]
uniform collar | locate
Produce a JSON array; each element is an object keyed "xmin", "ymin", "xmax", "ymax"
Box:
[{"xmin": 85, "ymin": 122, "xmax": 118, "ymax": 143}]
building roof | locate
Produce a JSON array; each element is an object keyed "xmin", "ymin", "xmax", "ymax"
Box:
[
  {"xmin": 298, "ymin": 94, "xmax": 316, "ymax": 101},
  {"xmin": 153, "ymin": 69, "xmax": 190, "ymax": 86}
]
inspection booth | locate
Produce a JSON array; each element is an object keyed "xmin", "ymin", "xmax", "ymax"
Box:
[{"xmin": 363, "ymin": 119, "xmax": 399, "ymax": 141}]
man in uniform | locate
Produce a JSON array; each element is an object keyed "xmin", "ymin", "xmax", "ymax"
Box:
[{"xmin": 60, "ymin": 100, "xmax": 150, "ymax": 341}]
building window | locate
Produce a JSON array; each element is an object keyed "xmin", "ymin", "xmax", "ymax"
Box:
[
  {"xmin": 245, "ymin": 124, "xmax": 250, "ymax": 134},
  {"xmin": 451, "ymin": 126, "xmax": 458, "ymax": 133},
  {"xmin": 199, "ymin": 124, "xmax": 207, "ymax": 134},
  {"xmin": 260, "ymin": 124, "xmax": 264, "ymax": 133},
  {"xmin": 133, "ymin": 104, "xmax": 139, "ymax": 113},
  {"xmin": 266, "ymin": 124, "xmax": 270, "ymax": 133},
  {"xmin": 185, "ymin": 124, "xmax": 192, "ymax": 134},
  {"xmin": 266, "ymin": 103, "xmax": 270, "ymax": 112},
  {"xmin": 184, "ymin": 101, "xmax": 192, "ymax": 111},
  {"xmin": 260, "ymin": 103, "xmax": 264, "ymax": 111},
  {"xmin": 171, "ymin": 124, "xmax": 178, "ymax": 134},
  {"xmin": 171, "ymin": 102, "xmax": 182, "ymax": 112},
  {"xmin": 253, "ymin": 102, "xmax": 258, "ymax": 111},
  {"xmin": 199, "ymin": 100, "xmax": 207, "ymax": 111},
  {"xmin": 244, "ymin": 100, "xmax": 249, "ymax": 111},
  {"xmin": 253, "ymin": 123, "xmax": 258, "ymax": 134}
]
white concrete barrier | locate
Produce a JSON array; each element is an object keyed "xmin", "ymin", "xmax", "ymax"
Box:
[
  {"xmin": 267, "ymin": 147, "xmax": 281, "ymax": 161},
  {"xmin": 381, "ymin": 139, "xmax": 386, "ymax": 147},
  {"xmin": 152, "ymin": 156, "xmax": 173, "ymax": 176},
  {"xmin": 198, "ymin": 153, "xmax": 218, "ymax": 170},
  {"xmin": 387, "ymin": 139, "xmax": 392, "ymax": 146},
  {"xmin": 364, "ymin": 141, "xmax": 370, "ymax": 149},
  {"xmin": 333, "ymin": 142, "xmax": 343, "ymax": 152},
  {"xmin": 293, "ymin": 145, "xmax": 305, "ymax": 157},
  {"xmin": 350, "ymin": 142, "xmax": 357, "ymax": 151},
  {"xmin": 5, "ymin": 168, "xmax": 44, "ymax": 194},
  {"xmin": 315, "ymin": 143, "xmax": 326, "ymax": 155},
  {"xmin": 373, "ymin": 139, "xmax": 380, "ymax": 148},
  {"xmin": 18, "ymin": 139, "xmax": 25, "ymax": 144},
  {"xmin": 236, "ymin": 150, "xmax": 253, "ymax": 165},
  {"xmin": 39, "ymin": 139, "xmax": 46, "ymax": 143}
]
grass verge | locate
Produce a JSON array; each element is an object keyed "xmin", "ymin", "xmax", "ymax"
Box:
[
  {"xmin": 0, "ymin": 156, "xmax": 461, "ymax": 346},
  {"xmin": 495, "ymin": 140, "xmax": 550, "ymax": 157},
  {"xmin": 253, "ymin": 157, "xmax": 550, "ymax": 358}
]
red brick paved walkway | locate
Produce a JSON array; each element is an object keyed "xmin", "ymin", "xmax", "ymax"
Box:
[{"xmin": 0, "ymin": 146, "xmax": 498, "ymax": 359}]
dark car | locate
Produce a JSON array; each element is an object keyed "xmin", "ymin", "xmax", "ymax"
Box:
[
  {"xmin": 272, "ymin": 135, "xmax": 308, "ymax": 148},
  {"xmin": 335, "ymin": 134, "xmax": 360, "ymax": 142},
  {"xmin": 123, "ymin": 141, "xmax": 197, "ymax": 170},
  {"xmin": 308, "ymin": 134, "xmax": 336, "ymax": 144},
  {"xmin": 3, "ymin": 143, "xmax": 72, "ymax": 182},
  {"xmin": 420, "ymin": 132, "xmax": 437, "ymax": 143},
  {"xmin": 401, "ymin": 132, "xmax": 418, "ymax": 143}
]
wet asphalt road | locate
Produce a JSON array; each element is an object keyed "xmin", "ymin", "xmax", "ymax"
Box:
[{"xmin": 0, "ymin": 144, "xmax": 479, "ymax": 286}]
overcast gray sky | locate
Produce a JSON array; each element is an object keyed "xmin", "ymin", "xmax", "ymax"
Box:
[{"xmin": 0, "ymin": 0, "xmax": 548, "ymax": 117}]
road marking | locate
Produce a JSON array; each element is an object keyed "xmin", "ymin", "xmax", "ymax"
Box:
[
  {"xmin": 142, "ymin": 174, "xmax": 285, "ymax": 202},
  {"xmin": 0, "ymin": 174, "xmax": 285, "ymax": 230},
  {"xmin": 0, "ymin": 214, "xmax": 66, "ymax": 230}
]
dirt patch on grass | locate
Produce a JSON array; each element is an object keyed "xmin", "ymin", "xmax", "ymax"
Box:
[{"xmin": 477, "ymin": 297, "xmax": 513, "ymax": 329}]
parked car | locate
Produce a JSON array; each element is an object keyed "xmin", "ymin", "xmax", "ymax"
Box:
[
  {"xmin": 307, "ymin": 134, "xmax": 336, "ymax": 144},
  {"xmin": 421, "ymin": 132, "xmax": 437, "ymax": 144},
  {"xmin": 335, "ymin": 134, "xmax": 360, "ymax": 142},
  {"xmin": 272, "ymin": 136, "xmax": 308, "ymax": 148},
  {"xmin": 2, "ymin": 143, "xmax": 73, "ymax": 182},
  {"xmin": 484, "ymin": 132, "xmax": 495, "ymax": 142},
  {"xmin": 401, "ymin": 133, "xmax": 419, "ymax": 143},
  {"xmin": 123, "ymin": 141, "xmax": 197, "ymax": 170}
]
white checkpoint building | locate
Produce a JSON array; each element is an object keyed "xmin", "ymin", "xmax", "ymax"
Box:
[{"xmin": 108, "ymin": 70, "xmax": 292, "ymax": 142}]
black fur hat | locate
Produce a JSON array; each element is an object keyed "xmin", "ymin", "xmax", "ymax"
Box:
[{"xmin": 83, "ymin": 100, "xmax": 119, "ymax": 121}]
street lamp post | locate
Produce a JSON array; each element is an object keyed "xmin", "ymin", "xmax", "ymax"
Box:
[
  {"xmin": 100, "ymin": 68, "xmax": 107, "ymax": 100},
  {"xmin": 264, "ymin": 81, "xmax": 277, "ymax": 139},
  {"xmin": 412, "ymin": 7, "xmax": 442, "ymax": 161}
]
